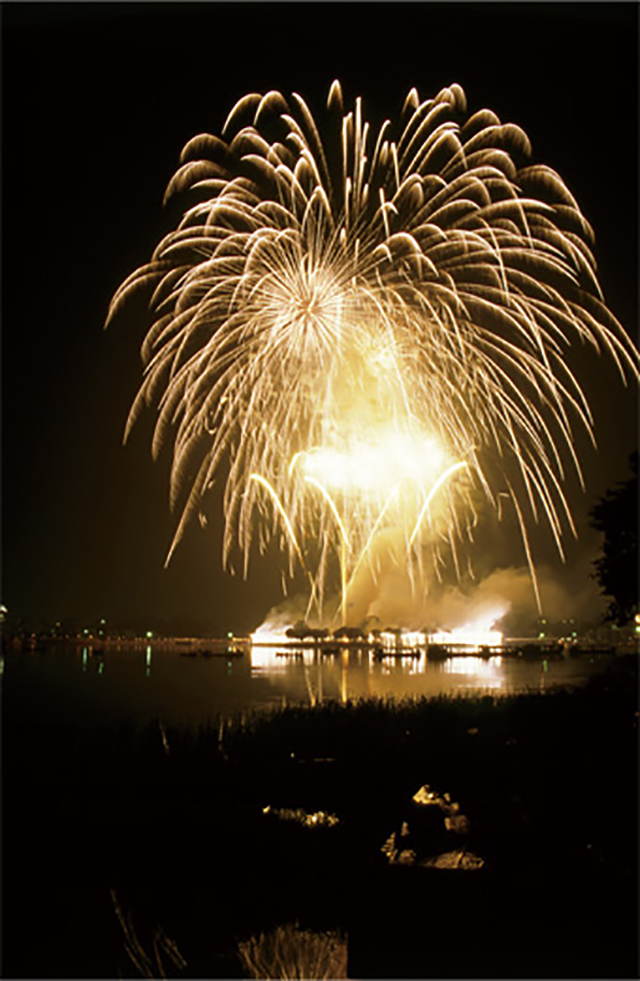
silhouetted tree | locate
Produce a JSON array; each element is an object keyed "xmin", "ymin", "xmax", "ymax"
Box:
[
  {"xmin": 590, "ymin": 453, "xmax": 638, "ymax": 625},
  {"xmin": 306, "ymin": 627, "xmax": 330, "ymax": 641},
  {"xmin": 286, "ymin": 620, "xmax": 311, "ymax": 640},
  {"xmin": 332, "ymin": 625, "xmax": 366, "ymax": 641}
]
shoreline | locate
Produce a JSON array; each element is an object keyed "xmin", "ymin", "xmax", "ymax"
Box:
[{"xmin": 7, "ymin": 631, "xmax": 635, "ymax": 659}]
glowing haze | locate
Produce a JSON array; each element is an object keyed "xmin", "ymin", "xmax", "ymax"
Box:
[{"xmin": 108, "ymin": 81, "xmax": 637, "ymax": 629}]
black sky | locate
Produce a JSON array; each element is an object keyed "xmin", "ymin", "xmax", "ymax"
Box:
[{"xmin": 2, "ymin": 2, "xmax": 638, "ymax": 634}]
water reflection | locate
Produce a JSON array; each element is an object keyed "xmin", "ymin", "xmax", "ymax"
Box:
[
  {"xmin": 441, "ymin": 656, "xmax": 504, "ymax": 689},
  {"xmin": 250, "ymin": 646, "xmax": 316, "ymax": 671},
  {"xmin": 81, "ymin": 645, "xmax": 110, "ymax": 676},
  {"xmin": 249, "ymin": 644, "xmax": 564, "ymax": 704},
  {"xmin": 4, "ymin": 640, "xmax": 616, "ymax": 732}
]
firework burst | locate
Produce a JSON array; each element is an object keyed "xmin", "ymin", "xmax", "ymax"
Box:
[{"xmin": 108, "ymin": 81, "xmax": 637, "ymax": 622}]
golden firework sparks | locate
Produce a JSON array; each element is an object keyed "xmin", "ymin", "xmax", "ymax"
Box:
[{"xmin": 108, "ymin": 81, "xmax": 638, "ymax": 621}]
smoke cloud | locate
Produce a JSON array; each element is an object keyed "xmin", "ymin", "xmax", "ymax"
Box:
[{"xmin": 256, "ymin": 551, "xmax": 605, "ymax": 637}]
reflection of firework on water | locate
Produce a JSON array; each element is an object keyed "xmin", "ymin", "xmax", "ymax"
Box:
[{"xmin": 109, "ymin": 81, "xmax": 637, "ymax": 621}]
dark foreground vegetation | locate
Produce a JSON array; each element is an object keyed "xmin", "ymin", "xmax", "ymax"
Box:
[{"xmin": 3, "ymin": 656, "xmax": 638, "ymax": 978}]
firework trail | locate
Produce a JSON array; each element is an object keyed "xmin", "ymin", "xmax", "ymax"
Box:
[{"xmin": 108, "ymin": 81, "xmax": 637, "ymax": 622}]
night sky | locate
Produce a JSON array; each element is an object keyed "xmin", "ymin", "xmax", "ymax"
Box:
[{"xmin": 3, "ymin": 2, "xmax": 638, "ymax": 635}]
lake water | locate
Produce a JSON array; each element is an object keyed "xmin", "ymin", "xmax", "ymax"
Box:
[{"xmin": 2, "ymin": 640, "xmax": 617, "ymax": 731}]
